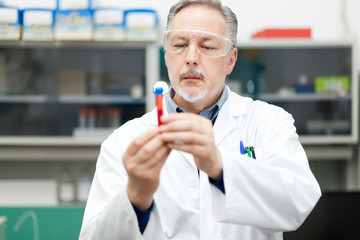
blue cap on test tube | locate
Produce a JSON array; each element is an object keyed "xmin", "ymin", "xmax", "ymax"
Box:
[{"xmin": 154, "ymin": 87, "xmax": 164, "ymax": 95}]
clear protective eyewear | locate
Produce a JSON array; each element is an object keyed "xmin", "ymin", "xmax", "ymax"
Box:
[{"xmin": 163, "ymin": 29, "xmax": 234, "ymax": 58}]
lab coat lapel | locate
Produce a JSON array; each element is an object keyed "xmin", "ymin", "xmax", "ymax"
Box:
[
  {"xmin": 176, "ymin": 150, "xmax": 197, "ymax": 170},
  {"xmin": 213, "ymin": 91, "xmax": 246, "ymax": 146}
]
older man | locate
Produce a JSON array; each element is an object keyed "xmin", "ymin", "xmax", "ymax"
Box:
[{"xmin": 80, "ymin": 0, "xmax": 321, "ymax": 239}]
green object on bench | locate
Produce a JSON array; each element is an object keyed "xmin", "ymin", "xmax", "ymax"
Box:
[
  {"xmin": 0, "ymin": 206, "xmax": 85, "ymax": 240},
  {"xmin": 0, "ymin": 216, "xmax": 7, "ymax": 240}
]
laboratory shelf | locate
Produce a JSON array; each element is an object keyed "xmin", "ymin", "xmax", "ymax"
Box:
[
  {"xmin": 0, "ymin": 134, "xmax": 355, "ymax": 148},
  {"xmin": 0, "ymin": 136, "xmax": 354, "ymax": 163},
  {"xmin": 237, "ymin": 39, "xmax": 355, "ymax": 49},
  {"xmin": 301, "ymin": 145, "xmax": 354, "ymax": 160},
  {"xmin": 57, "ymin": 95, "xmax": 145, "ymax": 104},
  {"xmin": 300, "ymin": 135, "xmax": 357, "ymax": 145},
  {"xmin": 0, "ymin": 40, "xmax": 157, "ymax": 49},
  {"xmin": 258, "ymin": 93, "xmax": 351, "ymax": 102},
  {"xmin": 0, "ymin": 95, "xmax": 47, "ymax": 103},
  {"xmin": 0, "ymin": 137, "xmax": 101, "ymax": 162},
  {"xmin": 0, "ymin": 136, "xmax": 103, "ymax": 146},
  {"xmin": 0, "ymin": 95, "xmax": 145, "ymax": 104}
]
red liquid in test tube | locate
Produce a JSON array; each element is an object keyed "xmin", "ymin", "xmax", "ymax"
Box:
[{"xmin": 154, "ymin": 87, "xmax": 164, "ymax": 126}]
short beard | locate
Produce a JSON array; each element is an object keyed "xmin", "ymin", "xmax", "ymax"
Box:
[
  {"xmin": 177, "ymin": 87, "xmax": 208, "ymax": 103},
  {"xmin": 172, "ymin": 68, "xmax": 207, "ymax": 103}
]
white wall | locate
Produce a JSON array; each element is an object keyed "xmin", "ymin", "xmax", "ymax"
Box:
[
  {"xmin": 230, "ymin": 0, "xmax": 344, "ymax": 41},
  {"xmin": 156, "ymin": 0, "xmax": 359, "ymax": 70},
  {"xmin": 344, "ymin": 0, "xmax": 360, "ymax": 71},
  {"xmin": 345, "ymin": 0, "xmax": 360, "ymax": 46},
  {"xmin": 345, "ymin": 0, "xmax": 360, "ymax": 36},
  {"xmin": 150, "ymin": 0, "xmax": 346, "ymax": 41}
]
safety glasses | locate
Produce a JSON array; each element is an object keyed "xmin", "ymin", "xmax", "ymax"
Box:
[{"xmin": 164, "ymin": 29, "xmax": 234, "ymax": 58}]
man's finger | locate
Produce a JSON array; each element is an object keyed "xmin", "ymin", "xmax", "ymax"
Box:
[
  {"xmin": 135, "ymin": 134, "xmax": 168, "ymax": 163},
  {"xmin": 124, "ymin": 128, "xmax": 159, "ymax": 158},
  {"xmin": 160, "ymin": 113, "xmax": 212, "ymax": 133}
]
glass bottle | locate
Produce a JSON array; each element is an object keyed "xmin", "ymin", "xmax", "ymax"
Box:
[
  {"xmin": 57, "ymin": 163, "xmax": 76, "ymax": 205},
  {"xmin": 76, "ymin": 166, "xmax": 93, "ymax": 204}
]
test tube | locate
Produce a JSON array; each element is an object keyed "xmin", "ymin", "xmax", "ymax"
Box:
[
  {"xmin": 109, "ymin": 108, "xmax": 122, "ymax": 128},
  {"xmin": 154, "ymin": 87, "xmax": 164, "ymax": 126},
  {"xmin": 78, "ymin": 108, "xmax": 87, "ymax": 129},
  {"xmin": 87, "ymin": 108, "xmax": 96, "ymax": 129}
]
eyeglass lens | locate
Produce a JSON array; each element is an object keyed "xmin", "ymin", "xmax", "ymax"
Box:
[{"xmin": 165, "ymin": 30, "xmax": 229, "ymax": 57}]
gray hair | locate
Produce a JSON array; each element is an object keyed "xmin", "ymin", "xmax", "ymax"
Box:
[{"xmin": 166, "ymin": 0, "xmax": 238, "ymax": 47}]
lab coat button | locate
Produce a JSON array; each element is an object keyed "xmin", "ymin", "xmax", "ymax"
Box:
[{"xmin": 188, "ymin": 177, "xmax": 197, "ymax": 187}]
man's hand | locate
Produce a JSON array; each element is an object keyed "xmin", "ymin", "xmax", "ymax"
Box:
[
  {"xmin": 160, "ymin": 113, "xmax": 222, "ymax": 180},
  {"xmin": 123, "ymin": 128, "xmax": 171, "ymax": 210}
]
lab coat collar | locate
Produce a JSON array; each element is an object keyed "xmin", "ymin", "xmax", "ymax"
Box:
[
  {"xmin": 213, "ymin": 89, "xmax": 249, "ymax": 145},
  {"xmin": 224, "ymin": 87, "xmax": 249, "ymax": 117}
]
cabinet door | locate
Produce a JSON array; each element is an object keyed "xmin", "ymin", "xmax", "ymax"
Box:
[
  {"xmin": 0, "ymin": 44, "xmax": 149, "ymax": 137},
  {"xmin": 227, "ymin": 43, "xmax": 356, "ymax": 144}
]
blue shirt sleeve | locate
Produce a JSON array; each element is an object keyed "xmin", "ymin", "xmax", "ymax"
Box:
[
  {"xmin": 209, "ymin": 170, "xmax": 225, "ymax": 194},
  {"xmin": 132, "ymin": 201, "xmax": 154, "ymax": 234}
]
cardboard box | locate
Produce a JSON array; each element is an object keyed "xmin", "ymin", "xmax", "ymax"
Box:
[
  {"xmin": 93, "ymin": 8, "xmax": 124, "ymax": 41},
  {"xmin": 314, "ymin": 76, "xmax": 349, "ymax": 93},
  {"xmin": 124, "ymin": 9, "xmax": 158, "ymax": 41},
  {"xmin": 22, "ymin": 9, "xmax": 54, "ymax": 41},
  {"xmin": 0, "ymin": 0, "xmax": 57, "ymax": 10},
  {"xmin": 54, "ymin": 9, "xmax": 92, "ymax": 41},
  {"xmin": 0, "ymin": 7, "xmax": 21, "ymax": 40}
]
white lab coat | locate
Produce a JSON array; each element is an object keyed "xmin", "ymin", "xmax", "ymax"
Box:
[{"xmin": 79, "ymin": 87, "xmax": 321, "ymax": 240}]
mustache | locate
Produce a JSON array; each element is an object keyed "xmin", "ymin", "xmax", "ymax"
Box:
[{"xmin": 179, "ymin": 68, "xmax": 205, "ymax": 79}]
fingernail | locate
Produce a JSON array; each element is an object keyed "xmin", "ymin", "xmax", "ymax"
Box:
[
  {"xmin": 173, "ymin": 140, "xmax": 184, "ymax": 145},
  {"xmin": 161, "ymin": 115, "xmax": 168, "ymax": 122}
]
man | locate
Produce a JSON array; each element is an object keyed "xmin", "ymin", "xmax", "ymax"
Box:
[{"xmin": 80, "ymin": 0, "xmax": 321, "ymax": 239}]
